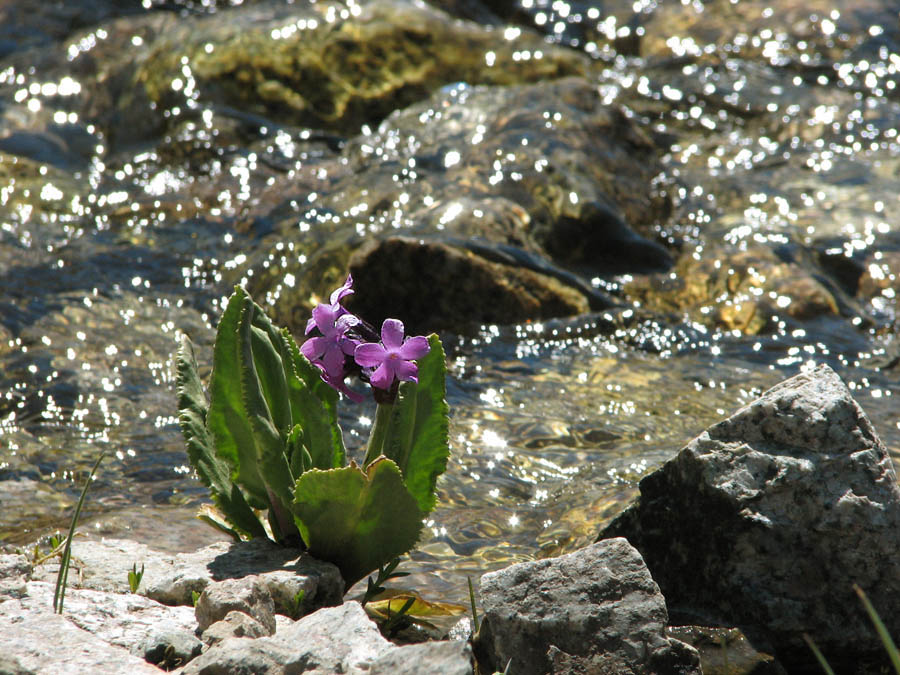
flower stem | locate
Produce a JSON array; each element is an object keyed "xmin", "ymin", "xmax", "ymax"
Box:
[{"xmin": 364, "ymin": 401, "xmax": 394, "ymax": 468}]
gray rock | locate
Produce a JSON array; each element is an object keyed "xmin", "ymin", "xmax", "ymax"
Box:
[
  {"xmin": 472, "ymin": 538, "xmax": 700, "ymax": 675},
  {"xmin": 201, "ymin": 610, "xmax": 270, "ymax": 647},
  {"xmin": 369, "ymin": 640, "xmax": 474, "ymax": 675},
  {"xmin": 0, "ymin": 554, "xmax": 32, "ymax": 599},
  {"xmin": 180, "ymin": 601, "xmax": 393, "ymax": 675},
  {"xmin": 600, "ymin": 364, "xmax": 900, "ymax": 673},
  {"xmin": 138, "ymin": 627, "xmax": 203, "ymax": 670},
  {"xmin": 195, "ymin": 575, "xmax": 276, "ymax": 635},
  {"xmin": 28, "ymin": 537, "xmax": 161, "ymax": 595},
  {"xmin": 144, "ymin": 538, "xmax": 343, "ymax": 617},
  {"xmin": 0, "ymin": 592, "xmax": 163, "ymax": 675},
  {"xmin": 10, "ymin": 580, "xmax": 196, "ymax": 652}
]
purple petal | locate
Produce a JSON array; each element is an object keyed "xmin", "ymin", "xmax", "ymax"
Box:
[
  {"xmin": 381, "ymin": 319, "xmax": 405, "ymax": 350},
  {"xmin": 311, "ymin": 304, "xmax": 337, "ymax": 335},
  {"xmin": 393, "ymin": 359, "xmax": 418, "ymax": 383},
  {"xmin": 329, "ymin": 274, "xmax": 355, "ymax": 304},
  {"xmin": 340, "ymin": 335, "xmax": 361, "ymax": 356},
  {"xmin": 398, "ymin": 335, "xmax": 430, "ymax": 360},
  {"xmin": 305, "ymin": 316, "xmax": 317, "ymax": 335},
  {"xmin": 300, "ymin": 336, "xmax": 326, "ymax": 361},
  {"xmin": 335, "ymin": 313, "xmax": 360, "ymax": 332},
  {"xmin": 369, "ymin": 362, "xmax": 394, "ymax": 390},
  {"xmin": 321, "ymin": 346, "xmax": 347, "ymax": 379},
  {"xmin": 354, "ymin": 342, "xmax": 386, "ymax": 368},
  {"xmin": 323, "ymin": 373, "xmax": 365, "ymax": 403}
]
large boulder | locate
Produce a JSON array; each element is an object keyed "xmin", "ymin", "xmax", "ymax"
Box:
[
  {"xmin": 600, "ymin": 364, "xmax": 900, "ymax": 673},
  {"xmin": 472, "ymin": 538, "xmax": 700, "ymax": 674}
]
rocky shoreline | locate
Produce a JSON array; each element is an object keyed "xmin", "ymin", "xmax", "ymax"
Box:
[{"xmin": 3, "ymin": 364, "xmax": 897, "ymax": 674}]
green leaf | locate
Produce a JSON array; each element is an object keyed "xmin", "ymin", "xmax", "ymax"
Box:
[
  {"xmin": 237, "ymin": 302, "xmax": 296, "ymax": 537},
  {"xmin": 382, "ymin": 334, "xmax": 450, "ymax": 514},
  {"xmin": 365, "ymin": 590, "xmax": 467, "ymax": 621},
  {"xmin": 176, "ymin": 334, "xmax": 266, "ymax": 539},
  {"xmin": 282, "ymin": 329, "xmax": 345, "ymax": 469},
  {"xmin": 293, "ymin": 459, "xmax": 424, "ymax": 587},
  {"xmin": 207, "ymin": 288, "xmax": 270, "ymax": 508}
]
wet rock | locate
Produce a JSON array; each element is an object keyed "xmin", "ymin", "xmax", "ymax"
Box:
[
  {"xmin": 201, "ymin": 610, "xmax": 270, "ymax": 647},
  {"xmin": 180, "ymin": 601, "xmax": 393, "ymax": 675},
  {"xmin": 195, "ymin": 575, "xmax": 276, "ymax": 635},
  {"xmin": 858, "ymin": 250, "xmax": 900, "ymax": 302},
  {"xmin": 472, "ymin": 538, "xmax": 701, "ymax": 675},
  {"xmin": 667, "ymin": 626, "xmax": 786, "ymax": 675},
  {"xmin": 137, "ymin": 627, "xmax": 204, "ymax": 670},
  {"xmin": 348, "ymin": 236, "xmax": 591, "ymax": 334},
  {"xmin": 256, "ymin": 77, "xmax": 670, "ymax": 333},
  {"xmin": 600, "ymin": 364, "xmax": 900, "ymax": 673},
  {"xmin": 626, "ymin": 244, "xmax": 840, "ymax": 334},
  {"xmin": 143, "ymin": 538, "xmax": 343, "ymax": 617},
  {"xmin": 133, "ymin": 0, "xmax": 586, "ymax": 136},
  {"xmin": 369, "ymin": 640, "xmax": 474, "ymax": 675},
  {"xmin": 0, "ymin": 554, "xmax": 32, "ymax": 599}
]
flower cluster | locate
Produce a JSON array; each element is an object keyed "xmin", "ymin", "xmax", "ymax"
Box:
[{"xmin": 300, "ymin": 275, "xmax": 429, "ymax": 401}]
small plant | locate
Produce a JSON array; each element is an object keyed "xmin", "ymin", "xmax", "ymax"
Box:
[
  {"xmin": 805, "ymin": 585, "xmax": 900, "ymax": 674},
  {"xmin": 128, "ymin": 563, "xmax": 145, "ymax": 593},
  {"xmin": 176, "ymin": 278, "xmax": 450, "ymax": 587},
  {"xmin": 361, "ymin": 557, "xmax": 409, "ymax": 607},
  {"xmin": 54, "ymin": 452, "xmax": 104, "ymax": 614},
  {"xmin": 288, "ymin": 589, "xmax": 306, "ymax": 619},
  {"xmin": 191, "ymin": 590, "xmax": 201, "ymax": 607},
  {"xmin": 468, "ymin": 576, "xmax": 480, "ymax": 633}
]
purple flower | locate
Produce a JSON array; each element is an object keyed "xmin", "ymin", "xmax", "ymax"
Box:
[
  {"xmin": 300, "ymin": 275, "xmax": 364, "ymax": 401},
  {"xmin": 354, "ymin": 319, "xmax": 430, "ymax": 391}
]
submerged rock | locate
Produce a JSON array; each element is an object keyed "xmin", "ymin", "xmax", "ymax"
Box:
[
  {"xmin": 472, "ymin": 538, "xmax": 701, "ymax": 675},
  {"xmin": 133, "ymin": 0, "xmax": 586, "ymax": 136},
  {"xmin": 252, "ymin": 76, "xmax": 672, "ymax": 334},
  {"xmin": 348, "ymin": 236, "xmax": 591, "ymax": 334},
  {"xmin": 600, "ymin": 364, "xmax": 900, "ymax": 673},
  {"xmin": 626, "ymin": 243, "xmax": 842, "ymax": 335}
]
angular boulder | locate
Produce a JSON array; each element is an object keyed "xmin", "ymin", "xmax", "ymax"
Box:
[
  {"xmin": 472, "ymin": 538, "xmax": 700, "ymax": 674},
  {"xmin": 195, "ymin": 575, "xmax": 276, "ymax": 635},
  {"xmin": 180, "ymin": 601, "xmax": 393, "ymax": 675},
  {"xmin": 600, "ymin": 364, "xmax": 900, "ymax": 673},
  {"xmin": 143, "ymin": 537, "xmax": 344, "ymax": 618}
]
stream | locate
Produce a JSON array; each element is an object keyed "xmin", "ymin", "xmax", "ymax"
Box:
[{"xmin": 1, "ymin": 0, "xmax": 899, "ymax": 606}]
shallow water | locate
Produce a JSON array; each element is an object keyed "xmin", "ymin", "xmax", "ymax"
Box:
[{"xmin": 1, "ymin": 0, "xmax": 899, "ymax": 607}]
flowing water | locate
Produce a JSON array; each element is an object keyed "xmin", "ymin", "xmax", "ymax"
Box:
[{"xmin": 1, "ymin": 0, "xmax": 899, "ymax": 605}]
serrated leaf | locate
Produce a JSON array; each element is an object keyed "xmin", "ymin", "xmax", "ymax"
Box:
[
  {"xmin": 207, "ymin": 288, "xmax": 270, "ymax": 509},
  {"xmin": 293, "ymin": 458, "xmax": 423, "ymax": 587},
  {"xmin": 238, "ymin": 302, "xmax": 297, "ymax": 537},
  {"xmin": 382, "ymin": 334, "xmax": 450, "ymax": 514},
  {"xmin": 176, "ymin": 335, "xmax": 266, "ymax": 539}
]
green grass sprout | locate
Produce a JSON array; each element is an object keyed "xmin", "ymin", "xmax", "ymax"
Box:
[
  {"xmin": 128, "ymin": 562, "xmax": 145, "ymax": 593},
  {"xmin": 803, "ymin": 634, "xmax": 836, "ymax": 675},
  {"xmin": 53, "ymin": 452, "xmax": 104, "ymax": 614},
  {"xmin": 855, "ymin": 584, "xmax": 900, "ymax": 674},
  {"xmin": 468, "ymin": 576, "xmax": 479, "ymax": 633}
]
